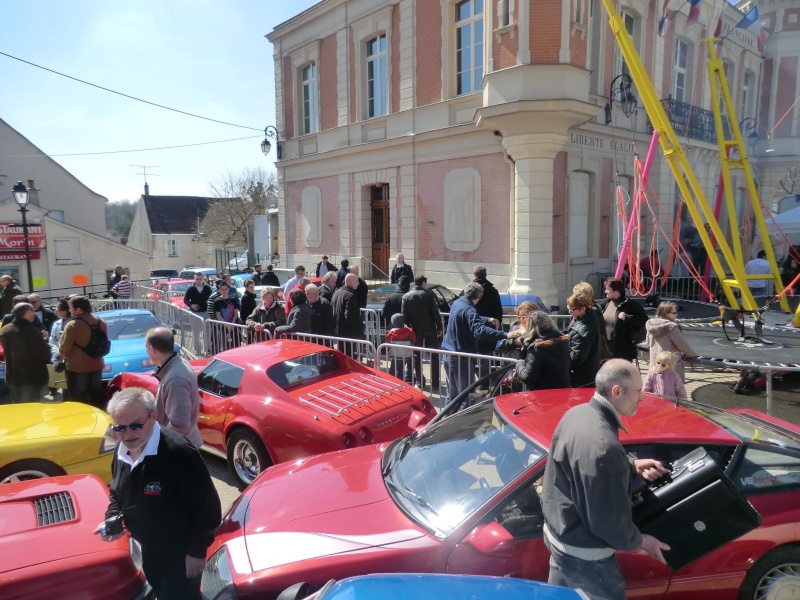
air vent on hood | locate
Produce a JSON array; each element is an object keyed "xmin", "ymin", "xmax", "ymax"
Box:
[{"xmin": 34, "ymin": 492, "xmax": 76, "ymax": 526}]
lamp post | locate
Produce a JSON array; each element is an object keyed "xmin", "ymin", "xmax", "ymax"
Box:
[
  {"xmin": 11, "ymin": 181, "xmax": 34, "ymax": 293},
  {"xmin": 738, "ymin": 118, "xmax": 759, "ymax": 156},
  {"xmin": 261, "ymin": 126, "xmax": 282, "ymax": 160},
  {"xmin": 604, "ymin": 73, "xmax": 638, "ymax": 124}
]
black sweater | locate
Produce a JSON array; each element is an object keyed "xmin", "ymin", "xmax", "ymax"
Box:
[{"xmin": 106, "ymin": 427, "xmax": 221, "ymax": 558}]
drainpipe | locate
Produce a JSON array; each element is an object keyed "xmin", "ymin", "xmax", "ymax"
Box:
[{"xmin": 499, "ymin": 131, "xmax": 516, "ymax": 292}]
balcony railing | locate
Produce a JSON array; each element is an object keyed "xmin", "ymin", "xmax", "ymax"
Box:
[{"xmin": 647, "ymin": 97, "xmax": 731, "ymax": 144}]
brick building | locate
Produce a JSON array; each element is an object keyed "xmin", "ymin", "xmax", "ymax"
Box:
[{"xmin": 267, "ymin": 0, "xmax": 791, "ymax": 306}]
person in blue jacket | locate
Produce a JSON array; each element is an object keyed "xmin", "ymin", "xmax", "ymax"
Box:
[{"xmin": 441, "ymin": 282, "xmax": 511, "ymax": 403}]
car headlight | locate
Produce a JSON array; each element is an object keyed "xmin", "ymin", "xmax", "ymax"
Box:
[
  {"xmin": 103, "ymin": 364, "xmax": 113, "ymax": 374},
  {"xmin": 100, "ymin": 428, "xmax": 117, "ymax": 453},
  {"xmin": 141, "ymin": 358, "xmax": 155, "ymax": 368},
  {"xmin": 201, "ymin": 546, "xmax": 236, "ymax": 600}
]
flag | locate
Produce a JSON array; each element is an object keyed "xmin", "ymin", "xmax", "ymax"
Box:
[
  {"xmin": 734, "ymin": 6, "xmax": 768, "ymax": 52},
  {"xmin": 687, "ymin": 0, "xmax": 701, "ymax": 27},
  {"xmin": 658, "ymin": 0, "xmax": 672, "ymax": 37}
]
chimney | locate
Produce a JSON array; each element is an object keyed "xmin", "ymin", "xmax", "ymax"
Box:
[
  {"xmin": 26, "ymin": 180, "xmax": 41, "ymax": 207},
  {"xmin": 144, "ymin": 182, "xmax": 150, "ymax": 197}
]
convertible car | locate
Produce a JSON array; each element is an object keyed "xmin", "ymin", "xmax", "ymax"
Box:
[
  {"xmin": 109, "ymin": 340, "xmax": 435, "ymax": 489},
  {"xmin": 0, "ymin": 402, "xmax": 115, "ymax": 484},
  {"xmin": 199, "ymin": 389, "xmax": 800, "ymax": 600},
  {"xmin": 0, "ymin": 474, "xmax": 149, "ymax": 599}
]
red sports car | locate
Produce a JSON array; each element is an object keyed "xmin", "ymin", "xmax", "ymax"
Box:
[
  {"xmin": 149, "ymin": 278, "xmax": 195, "ymax": 307},
  {"xmin": 109, "ymin": 340, "xmax": 435, "ymax": 489},
  {"xmin": 199, "ymin": 389, "xmax": 800, "ymax": 600},
  {"xmin": 0, "ymin": 474, "xmax": 149, "ymax": 599}
]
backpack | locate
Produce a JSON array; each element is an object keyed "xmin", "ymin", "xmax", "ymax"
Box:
[{"xmin": 77, "ymin": 318, "xmax": 111, "ymax": 358}]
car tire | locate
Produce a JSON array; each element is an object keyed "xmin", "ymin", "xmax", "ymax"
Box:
[
  {"xmin": 0, "ymin": 459, "xmax": 66, "ymax": 484},
  {"xmin": 226, "ymin": 429, "xmax": 272, "ymax": 490},
  {"xmin": 738, "ymin": 545, "xmax": 800, "ymax": 600}
]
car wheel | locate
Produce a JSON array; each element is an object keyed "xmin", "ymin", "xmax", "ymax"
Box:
[
  {"xmin": 227, "ymin": 429, "xmax": 272, "ymax": 490},
  {"xmin": 738, "ymin": 546, "xmax": 800, "ymax": 600},
  {"xmin": 0, "ymin": 459, "xmax": 66, "ymax": 484}
]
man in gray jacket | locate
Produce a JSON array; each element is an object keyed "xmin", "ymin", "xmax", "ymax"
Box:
[
  {"xmin": 145, "ymin": 327, "xmax": 202, "ymax": 448},
  {"xmin": 541, "ymin": 359, "xmax": 670, "ymax": 599}
]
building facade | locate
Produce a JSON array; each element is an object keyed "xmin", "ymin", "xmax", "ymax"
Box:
[{"xmin": 268, "ymin": 0, "xmax": 789, "ymax": 306}]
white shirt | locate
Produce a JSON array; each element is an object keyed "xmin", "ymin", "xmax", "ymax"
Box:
[
  {"xmin": 284, "ymin": 275, "xmax": 300, "ymax": 298},
  {"xmin": 745, "ymin": 257, "xmax": 771, "ymax": 290},
  {"xmin": 116, "ymin": 421, "xmax": 161, "ymax": 470}
]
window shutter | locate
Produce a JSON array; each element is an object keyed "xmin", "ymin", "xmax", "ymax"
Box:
[
  {"xmin": 163, "ymin": 239, "xmax": 170, "ymax": 257},
  {"xmin": 176, "ymin": 239, "xmax": 183, "ymax": 257}
]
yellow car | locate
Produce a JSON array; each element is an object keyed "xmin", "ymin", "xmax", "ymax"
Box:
[{"xmin": 0, "ymin": 402, "xmax": 116, "ymax": 484}]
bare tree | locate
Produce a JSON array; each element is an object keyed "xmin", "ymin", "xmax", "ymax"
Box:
[
  {"xmin": 202, "ymin": 167, "xmax": 277, "ymax": 250},
  {"xmin": 775, "ymin": 165, "xmax": 800, "ymax": 197}
]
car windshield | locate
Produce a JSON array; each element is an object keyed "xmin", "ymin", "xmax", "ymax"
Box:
[
  {"xmin": 169, "ymin": 283, "xmax": 192, "ymax": 293},
  {"xmin": 383, "ymin": 401, "xmax": 545, "ymax": 537},
  {"xmin": 266, "ymin": 351, "xmax": 345, "ymax": 390},
  {"xmin": 695, "ymin": 407, "xmax": 800, "ymax": 451},
  {"xmin": 103, "ymin": 313, "xmax": 162, "ymax": 340}
]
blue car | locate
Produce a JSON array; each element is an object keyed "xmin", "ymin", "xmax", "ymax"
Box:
[
  {"xmin": 94, "ymin": 309, "xmax": 179, "ymax": 381},
  {"xmin": 499, "ymin": 293, "xmax": 551, "ymax": 315},
  {"xmin": 279, "ymin": 574, "xmax": 588, "ymax": 600}
]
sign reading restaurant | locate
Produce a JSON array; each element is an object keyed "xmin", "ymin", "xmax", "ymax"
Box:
[{"xmin": 0, "ymin": 222, "xmax": 46, "ymax": 250}]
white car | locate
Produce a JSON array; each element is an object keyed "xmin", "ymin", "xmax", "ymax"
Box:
[{"xmin": 228, "ymin": 251, "xmax": 249, "ymax": 269}]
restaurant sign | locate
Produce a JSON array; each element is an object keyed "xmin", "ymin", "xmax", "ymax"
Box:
[
  {"xmin": 0, "ymin": 222, "xmax": 47, "ymax": 250},
  {"xmin": 0, "ymin": 251, "xmax": 41, "ymax": 262}
]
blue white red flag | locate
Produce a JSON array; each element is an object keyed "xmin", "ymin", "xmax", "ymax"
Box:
[
  {"xmin": 734, "ymin": 6, "xmax": 768, "ymax": 52},
  {"xmin": 658, "ymin": 0, "xmax": 671, "ymax": 37},
  {"xmin": 686, "ymin": 0, "xmax": 701, "ymax": 27}
]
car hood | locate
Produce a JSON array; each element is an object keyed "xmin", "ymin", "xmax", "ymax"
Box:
[
  {"xmin": 106, "ymin": 337, "xmax": 147, "ymax": 357},
  {"xmin": 0, "ymin": 402, "xmax": 106, "ymax": 443},
  {"xmin": 0, "ymin": 475, "xmax": 128, "ymax": 574},
  {"xmin": 234, "ymin": 443, "xmax": 429, "ymax": 573}
]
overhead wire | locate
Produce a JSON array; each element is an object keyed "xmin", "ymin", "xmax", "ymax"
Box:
[{"xmin": 0, "ymin": 50, "xmax": 263, "ymax": 132}]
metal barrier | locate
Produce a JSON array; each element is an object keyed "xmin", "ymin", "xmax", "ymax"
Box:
[
  {"xmin": 204, "ymin": 319, "xmax": 250, "ymax": 354},
  {"xmin": 152, "ymin": 301, "xmax": 208, "ymax": 359},
  {"xmin": 360, "ymin": 308, "xmax": 384, "ymax": 346},
  {"xmin": 278, "ymin": 332, "xmax": 376, "ymax": 365},
  {"xmin": 132, "ymin": 285, "xmax": 167, "ymax": 302},
  {"xmin": 90, "ymin": 298, "xmax": 155, "ymax": 312},
  {"xmin": 376, "ymin": 343, "xmax": 517, "ymax": 409}
]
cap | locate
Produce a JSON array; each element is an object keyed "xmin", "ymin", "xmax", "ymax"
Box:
[{"xmin": 391, "ymin": 313, "xmax": 405, "ymax": 328}]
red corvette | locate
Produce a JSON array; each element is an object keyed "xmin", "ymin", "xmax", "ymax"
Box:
[
  {"xmin": 109, "ymin": 340, "xmax": 435, "ymax": 489},
  {"xmin": 149, "ymin": 278, "xmax": 195, "ymax": 307},
  {"xmin": 199, "ymin": 390, "xmax": 800, "ymax": 600},
  {"xmin": 0, "ymin": 474, "xmax": 148, "ymax": 599}
]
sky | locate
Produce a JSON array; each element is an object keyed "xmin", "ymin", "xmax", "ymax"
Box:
[{"xmin": 1, "ymin": 0, "xmax": 318, "ymax": 202}]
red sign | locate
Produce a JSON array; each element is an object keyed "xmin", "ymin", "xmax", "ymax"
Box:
[
  {"xmin": 0, "ymin": 222, "xmax": 47, "ymax": 250},
  {"xmin": 0, "ymin": 251, "xmax": 41, "ymax": 262}
]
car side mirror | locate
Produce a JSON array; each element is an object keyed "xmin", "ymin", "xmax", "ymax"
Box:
[
  {"xmin": 408, "ymin": 409, "xmax": 430, "ymax": 431},
  {"xmin": 464, "ymin": 522, "xmax": 514, "ymax": 555}
]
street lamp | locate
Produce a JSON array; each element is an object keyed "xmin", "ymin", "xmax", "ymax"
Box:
[
  {"xmin": 261, "ymin": 126, "xmax": 283, "ymax": 160},
  {"xmin": 11, "ymin": 181, "xmax": 34, "ymax": 293},
  {"xmin": 738, "ymin": 118, "xmax": 760, "ymax": 156},
  {"xmin": 605, "ymin": 73, "xmax": 638, "ymax": 124}
]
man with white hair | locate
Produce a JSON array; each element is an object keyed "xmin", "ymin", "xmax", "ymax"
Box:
[
  {"xmin": 306, "ymin": 283, "xmax": 334, "ymax": 336},
  {"xmin": 348, "ymin": 265, "xmax": 368, "ymax": 309},
  {"xmin": 96, "ymin": 387, "xmax": 221, "ymax": 599},
  {"xmin": 541, "ymin": 360, "xmax": 670, "ymax": 599},
  {"xmin": 331, "ymin": 273, "xmax": 364, "ymax": 356},
  {"xmin": 28, "ymin": 294, "xmax": 57, "ymax": 332},
  {"xmin": 391, "ymin": 253, "xmax": 414, "ymax": 285}
]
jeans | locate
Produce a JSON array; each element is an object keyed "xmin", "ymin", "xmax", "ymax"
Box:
[
  {"xmin": 545, "ymin": 536, "xmax": 626, "ymax": 600},
  {"xmin": 443, "ymin": 355, "xmax": 475, "ymax": 404},
  {"xmin": 65, "ymin": 370, "xmax": 105, "ymax": 407},
  {"xmin": 10, "ymin": 384, "xmax": 45, "ymax": 403}
]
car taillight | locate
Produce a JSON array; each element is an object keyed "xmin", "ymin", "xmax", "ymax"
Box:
[
  {"xmin": 342, "ymin": 433, "xmax": 355, "ymax": 448},
  {"xmin": 357, "ymin": 427, "xmax": 372, "ymax": 443},
  {"xmin": 420, "ymin": 399, "xmax": 433, "ymax": 413}
]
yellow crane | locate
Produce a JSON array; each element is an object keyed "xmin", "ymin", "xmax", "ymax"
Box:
[{"xmin": 600, "ymin": 0, "xmax": 789, "ymax": 317}]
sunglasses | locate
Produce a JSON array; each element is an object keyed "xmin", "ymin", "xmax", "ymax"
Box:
[{"xmin": 111, "ymin": 415, "xmax": 151, "ymax": 432}]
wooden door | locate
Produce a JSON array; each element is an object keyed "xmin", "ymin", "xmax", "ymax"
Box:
[{"xmin": 370, "ymin": 184, "xmax": 390, "ymax": 275}]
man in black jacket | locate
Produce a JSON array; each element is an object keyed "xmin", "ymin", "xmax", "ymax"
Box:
[
  {"xmin": 314, "ymin": 255, "xmax": 336, "ymax": 277},
  {"xmin": 335, "ymin": 259, "xmax": 350, "ymax": 288},
  {"xmin": 472, "ymin": 265, "xmax": 504, "ymax": 379},
  {"xmin": 307, "ymin": 284, "xmax": 334, "ymax": 336},
  {"xmin": 97, "ymin": 387, "xmax": 221, "ymax": 600},
  {"xmin": 402, "ymin": 275, "xmax": 443, "ymax": 388},
  {"xmin": 382, "ymin": 275, "xmax": 410, "ymax": 325},
  {"xmin": 260, "ymin": 265, "xmax": 281, "ymax": 287},
  {"xmin": 602, "ymin": 278, "xmax": 648, "ymax": 361},
  {"xmin": 0, "ymin": 302, "xmax": 51, "ymax": 403},
  {"xmin": 348, "ymin": 265, "xmax": 368, "ymax": 308},
  {"xmin": 331, "ymin": 273, "xmax": 363, "ymax": 357},
  {"xmin": 28, "ymin": 294, "xmax": 57, "ymax": 333},
  {"xmin": 390, "ymin": 253, "xmax": 414, "ymax": 285},
  {"xmin": 183, "ymin": 272, "xmax": 213, "ymax": 316}
]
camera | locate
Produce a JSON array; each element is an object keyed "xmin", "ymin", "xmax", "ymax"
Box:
[{"xmin": 100, "ymin": 514, "xmax": 125, "ymax": 537}]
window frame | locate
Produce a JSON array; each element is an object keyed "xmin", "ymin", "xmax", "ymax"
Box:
[
  {"xmin": 366, "ymin": 33, "xmax": 388, "ymax": 119},
  {"xmin": 300, "ymin": 62, "xmax": 319, "ymax": 135},
  {"xmin": 672, "ymin": 39, "xmax": 690, "ymax": 104},
  {"xmin": 353, "ymin": 7, "xmax": 393, "ymax": 122},
  {"xmin": 290, "ymin": 42, "xmax": 321, "ymax": 137},
  {"xmin": 455, "ymin": 0, "xmax": 485, "ymax": 97}
]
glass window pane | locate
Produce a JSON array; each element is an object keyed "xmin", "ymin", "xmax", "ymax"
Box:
[
  {"xmin": 475, "ymin": 0, "xmax": 483, "ymax": 14},
  {"xmin": 457, "ymin": 0, "xmax": 471, "ymax": 21}
]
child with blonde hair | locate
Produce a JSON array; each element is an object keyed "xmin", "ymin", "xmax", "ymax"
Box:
[{"xmin": 643, "ymin": 350, "xmax": 688, "ymax": 402}]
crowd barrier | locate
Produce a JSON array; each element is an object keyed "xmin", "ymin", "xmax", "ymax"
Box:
[{"xmin": 277, "ymin": 332, "xmax": 376, "ymax": 365}]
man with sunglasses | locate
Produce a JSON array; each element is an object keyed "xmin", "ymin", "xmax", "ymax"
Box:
[{"xmin": 96, "ymin": 387, "xmax": 221, "ymax": 600}]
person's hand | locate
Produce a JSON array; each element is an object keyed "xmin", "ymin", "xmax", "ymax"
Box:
[
  {"xmin": 92, "ymin": 522, "xmax": 124, "ymax": 542},
  {"xmin": 253, "ymin": 323, "xmax": 264, "ymax": 332},
  {"xmin": 490, "ymin": 318, "xmax": 500, "ymax": 329},
  {"xmin": 186, "ymin": 555, "xmax": 206, "ymax": 578},
  {"xmin": 640, "ymin": 533, "xmax": 670, "ymax": 564},
  {"xmin": 634, "ymin": 459, "xmax": 669, "ymax": 481},
  {"xmin": 42, "ymin": 330, "xmax": 49, "ymax": 340},
  {"xmin": 618, "ymin": 312, "xmax": 627, "ymax": 321}
]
